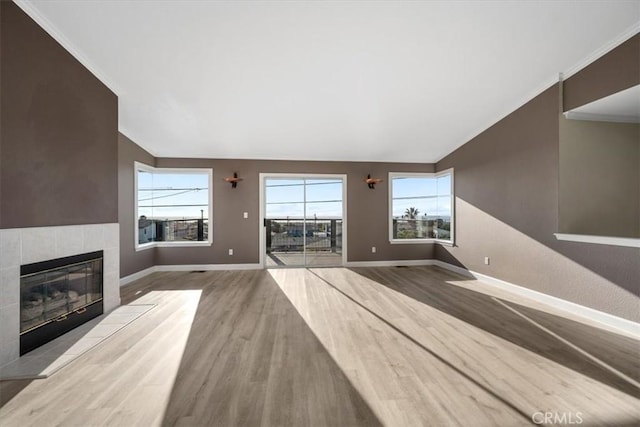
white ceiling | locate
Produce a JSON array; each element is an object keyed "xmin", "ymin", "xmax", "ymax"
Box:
[{"xmin": 18, "ymin": 0, "xmax": 640, "ymax": 163}]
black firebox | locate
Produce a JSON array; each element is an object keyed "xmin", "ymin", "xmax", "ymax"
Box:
[{"xmin": 19, "ymin": 251, "xmax": 104, "ymax": 355}]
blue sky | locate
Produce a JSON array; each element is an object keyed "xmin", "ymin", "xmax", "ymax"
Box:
[
  {"xmin": 138, "ymin": 171, "xmax": 209, "ymax": 219},
  {"xmin": 265, "ymin": 179, "xmax": 343, "ymax": 219},
  {"xmin": 391, "ymin": 175, "xmax": 451, "ymax": 219}
]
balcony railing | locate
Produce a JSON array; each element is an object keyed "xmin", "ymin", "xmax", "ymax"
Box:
[
  {"xmin": 392, "ymin": 218, "xmax": 451, "ymax": 240},
  {"xmin": 266, "ymin": 218, "xmax": 342, "ymax": 253},
  {"xmin": 138, "ymin": 218, "xmax": 208, "ymax": 244}
]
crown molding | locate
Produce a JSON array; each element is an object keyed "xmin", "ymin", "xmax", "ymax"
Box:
[{"xmin": 562, "ymin": 23, "xmax": 640, "ymax": 80}]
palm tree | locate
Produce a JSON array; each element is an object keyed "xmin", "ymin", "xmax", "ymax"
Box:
[
  {"xmin": 402, "ymin": 207, "xmax": 420, "ymax": 238},
  {"xmin": 404, "ymin": 207, "xmax": 419, "ymax": 219}
]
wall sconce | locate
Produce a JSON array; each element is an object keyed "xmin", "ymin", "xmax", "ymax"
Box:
[
  {"xmin": 224, "ymin": 172, "xmax": 243, "ymax": 188},
  {"xmin": 365, "ymin": 174, "xmax": 383, "ymax": 189}
]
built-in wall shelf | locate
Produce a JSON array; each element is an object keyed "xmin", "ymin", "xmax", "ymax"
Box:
[{"xmin": 554, "ymin": 233, "xmax": 640, "ymax": 248}]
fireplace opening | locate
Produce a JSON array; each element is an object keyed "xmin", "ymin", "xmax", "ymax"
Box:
[{"xmin": 20, "ymin": 251, "xmax": 104, "ymax": 355}]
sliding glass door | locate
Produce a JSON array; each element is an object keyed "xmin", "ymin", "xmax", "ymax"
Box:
[{"xmin": 264, "ymin": 176, "xmax": 344, "ymax": 267}]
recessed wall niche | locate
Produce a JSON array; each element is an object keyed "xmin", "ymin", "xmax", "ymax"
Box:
[{"xmin": 559, "ymin": 84, "xmax": 640, "ymax": 240}]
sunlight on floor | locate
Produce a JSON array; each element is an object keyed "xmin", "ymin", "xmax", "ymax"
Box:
[
  {"xmin": 0, "ymin": 304, "xmax": 155, "ymax": 380},
  {"xmin": 268, "ymin": 267, "xmax": 640, "ymax": 426},
  {"xmin": 0, "ymin": 290, "xmax": 202, "ymax": 426}
]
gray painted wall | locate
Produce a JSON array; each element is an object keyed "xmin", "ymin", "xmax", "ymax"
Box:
[
  {"xmin": 0, "ymin": 1, "xmax": 118, "ymax": 229},
  {"xmin": 559, "ymin": 117, "xmax": 639, "ymax": 237},
  {"xmin": 436, "ymin": 84, "xmax": 640, "ymax": 322}
]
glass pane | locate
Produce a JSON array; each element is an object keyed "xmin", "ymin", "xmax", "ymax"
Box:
[
  {"xmin": 267, "ymin": 219, "xmax": 304, "ymax": 249},
  {"xmin": 142, "ymin": 173, "xmax": 208, "ymax": 219},
  {"xmin": 85, "ymin": 259, "xmax": 103, "ymax": 305},
  {"xmin": 138, "ymin": 169, "xmax": 210, "ymax": 243},
  {"xmin": 392, "ymin": 218, "xmax": 434, "ymax": 240},
  {"xmin": 267, "ymin": 218, "xmax": 306, "ymax": 267},
  {"xmin": 305, "ymin": 218, "xmax": 343, "ymax": 266},
  {"xmin": 434, "ymin": 217, "xmax": 452, "ymax": 241},
  {"xmin": 437, "ymin": 174, "xmax": 451, "ymax": 196},
  {"xmin": 391, "ymin": 197, "xmax": 436, "ymax": 220},
  {"xmin": 390, "ymin": 174, "xmax": 454, "ymax": 241},
  {"xmin": 137, "ymin": 170, "xmax": 154, "ymax": 207},
  {"xmin": 21, "ymin": 275, "xmax": 45, "ymax": 332},
  {"xmin": 392, "ymin": 176, "xmax": 437, "ymax": 199},
  {"xmin": 305, "ymin": 201, "xmax": 342, "ymax": 219},
  {"xmin": 67, "ymin": 264, "xmax": 87, "ymax": 310},
  {"xmin": 266, "ymin": 202, "xmax": 304, "ymax": 219},
  {"xmin": 44, "ymin": 270, "xmax": 69, "ymax": 320},
  {"xmin": 305, "ymin": 180, "xmax": 342, "ymax": 203},
  {"xmin": 138, "ymin": 217, "xmax": 156, "ymax": 244},
  {"xmin": 435, "ymin": 195, "xmax": 452, "ymax": 241},
  {"xmin": 436, "ymin": 196, "xmax": 451, "ymax": 217},
  {"xmin": 265, "ymin": 179, "xmax": 304, "ymax": 204},
  {"xmin": 137, "ymin": 171, "xmax": 156, "ymax": 217}
]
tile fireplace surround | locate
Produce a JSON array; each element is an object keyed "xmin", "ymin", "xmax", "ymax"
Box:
[{"xmin": 0, "ymin": 224, "xmax": 120, "ymax": 367}]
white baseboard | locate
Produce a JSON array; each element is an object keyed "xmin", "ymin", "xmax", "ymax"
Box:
[
  {"xmin": 154, "ymin": 263, "xmax": 262, "ymax": 272},
  {"xmin": 432, "ymin": 260, "xmax": 640, "ymax": 339},
  {"xmin": 120, "ymin": 263, "xmax": 262, "ymax": 286},
  {"xmin": 345, "ymin": 259, "xmax": 436, "ymax": 268},
  {"xmin": 120, "ymin": 266, "xmax": 158, "ymax": 286}
]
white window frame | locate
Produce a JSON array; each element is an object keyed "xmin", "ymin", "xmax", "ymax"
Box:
[
  {"xmin": 388, "ymin": 169, "xmax": 454, "ymax": 245},
  {"xmin": 134, "ymin": 161, "xmax": 214, "ymax": 251}
]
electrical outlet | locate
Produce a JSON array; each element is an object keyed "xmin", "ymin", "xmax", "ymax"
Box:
[
  {"xmin": 372, "ymin": 246, "xmax": 376, "ymax": 253},
  {"xmin": 484, "ymin": 256, "xmax": 490, "ymax": 265},
  {"xmin": 243, "ymin": 212, "xmax": 248, "ymax": 219},
  {"xmin": 229, "ymin": 249, "xmax": 234, "ymax": 256}
]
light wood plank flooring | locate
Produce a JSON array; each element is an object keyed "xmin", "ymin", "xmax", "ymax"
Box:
[{"xmin": 1, "ymin": 266, "xmax": 638, "ymax": 426}]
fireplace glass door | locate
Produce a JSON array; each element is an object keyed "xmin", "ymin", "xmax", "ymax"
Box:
[{"xmin": 20, "ymin": 251, "xmax": 103, "ymax": 355}]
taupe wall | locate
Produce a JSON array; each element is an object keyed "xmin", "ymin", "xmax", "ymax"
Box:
[
  {"xmin": 119, "ymin": 133, "xmax": 155, "ymax": 277},
  {"xmin": 0, "ymin": 1, "xmax": 3, "ymax": 228},
  {"xmin": 563, "ymin": 34, "xmax": 640, "ymax": 111},
  {"xmin": 558, "ymin": 33, "xmax": 640, "ymax": 240},
  {"xmin": 119, "ymin": 144, "xmax": 435, "ymax": 276},
  {"xmin": 436, "ymin": 84, "xmax": 640, "ymax": 322},
  {"xmin": 559, "ymin": 118, "xmax": 639, "ymax": 237},
  {"xmin": 0, "ymin": 2, "xmax": 118, "ymax": 229}
]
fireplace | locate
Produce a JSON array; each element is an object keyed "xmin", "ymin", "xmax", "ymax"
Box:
[{"xmin": 20, "ymin": 251, "xmax": 104, "ymax": 355}]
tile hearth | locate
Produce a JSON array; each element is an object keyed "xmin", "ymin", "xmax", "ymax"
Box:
[
  {"xmin": 0, "ymin": 223, "xmax": 120, "ymax": 367},
  {"xmin": 0, "ymin": 303, "xmax": 154, "ymax": 380}
]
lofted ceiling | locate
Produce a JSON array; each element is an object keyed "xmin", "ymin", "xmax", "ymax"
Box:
[{"xmin": 17, "ymin": 0, "xmax": 640, "ymax": 163}]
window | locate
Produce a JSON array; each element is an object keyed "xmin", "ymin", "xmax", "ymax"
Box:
[
  {"xmin": 135, "ymin": 162, "xmax": 213, "ymax": 250},
  {"xmin": 389, "ymin": 170, "xmax": 454, "ymax": 244}
]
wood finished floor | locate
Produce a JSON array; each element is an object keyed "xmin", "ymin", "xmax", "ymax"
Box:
[{"xmin": 0, "ymin": 266, "xmax": 638, "ymax": 426}]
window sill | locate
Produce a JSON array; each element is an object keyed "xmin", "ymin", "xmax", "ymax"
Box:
[
  {"xmin": 554, "ymin": 233, "xmax": 640, "ymax": 248},
  {"xmin": 390, "ymin": 239, "xmax": 453, "ymax": 245},
  {"xmin": 136, "ymin": 241, "xmax": 213, "ymax": 251}
]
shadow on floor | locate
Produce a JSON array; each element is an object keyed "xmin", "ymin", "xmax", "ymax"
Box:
[
  {"xmin": 0, "ymin": 379, "xmax": 32, "ymax": 408},
  {"xmin": 124, "ymin": 270, "xmax": 382, "ymax": 426}
]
